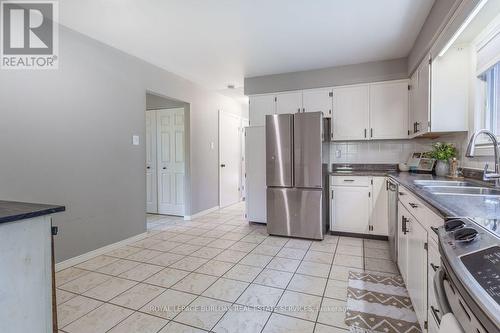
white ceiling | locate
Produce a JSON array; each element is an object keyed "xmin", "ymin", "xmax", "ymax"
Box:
[{"xmin": 60, "ymin": 0, "xmax": 434, "ymax": 91}]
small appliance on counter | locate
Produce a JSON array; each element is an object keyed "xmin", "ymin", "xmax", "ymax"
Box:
[{"xmin": 407, "ymin": 152, "xmax": 436, "ymax": 173}]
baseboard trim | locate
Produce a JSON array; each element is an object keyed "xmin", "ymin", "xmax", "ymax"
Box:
[
  {"xmin": 330, "ymin": 230, "xmax": 389, "ymax": 241},
  {"xmin": 55, "ymin": 232, "xmax": 148, "ymax": 272},
  {"xmin": 184, "ymin": 206, "xmax": 219, "ymax": 221}
]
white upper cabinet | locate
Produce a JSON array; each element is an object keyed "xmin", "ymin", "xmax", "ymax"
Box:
[
  {"xmin": 275, "ymin": 91, "xmax": 302, "ymax": 114},
  {"xmin": 410, "ymin": 58, "xmax": 431, "ymax": 136},
  {"xmin": 331, "ymin": 85, "xmax": 370, "ymax": 141},
  {"xmin": 409, "ymin": 49, "xmax": 468, "ymax": 137},
  {"xmin": 249, "ymin": 94, "xmax": 275, "ymax": 126},
  {"xmin": 370, "ymin": 80, "xmax": 409, "ymax": 140},
  {"xmin": 302, "ymin": 88, "xmax": 332, "ymax": 118}
]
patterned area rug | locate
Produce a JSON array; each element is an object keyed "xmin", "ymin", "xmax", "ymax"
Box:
[{"xmin": 345, "ymin": 271, "xmax": 422, "ymax": 333}]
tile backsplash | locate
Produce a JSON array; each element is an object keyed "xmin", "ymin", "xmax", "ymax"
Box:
[
  {"xmin": 328, "ymin": 132, "xmax": 491, "ymax": 170},
  {"xmin": 328, "ymin": 130, "xmax": 496, "ymax": 173}
]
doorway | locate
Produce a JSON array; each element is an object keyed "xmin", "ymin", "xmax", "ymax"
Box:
[
  {"xmin": 219, "ymin": 110, "xmax": 248, "ymax": 208},
  {"xmin": 146, "ymin": 93, "xmax": 188, "ymax": 216}
]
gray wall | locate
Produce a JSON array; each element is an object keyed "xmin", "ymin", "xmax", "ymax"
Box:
[
  {"xmin": 0, "ymin": 26, "xmax": 243, "ymax": 262},
  {"xmin": 244, "ymin": 58, "xmax": 408, "ymax": 95},
  {"xmin": 407, "ymin": 0, "xmax": 480, "ymax": 74}
]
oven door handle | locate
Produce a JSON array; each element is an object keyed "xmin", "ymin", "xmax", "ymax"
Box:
[{"xmin": 434, "ymin": 266, "xmax": 451, "ymax": 315}]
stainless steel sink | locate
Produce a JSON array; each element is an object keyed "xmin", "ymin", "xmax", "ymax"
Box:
[
  {"xmin": 429, "ymin": 186, "xmax": 500, "ymax": 196},
  {"xmin": 413, "ymin": 180, "xmax": 475, "ymax": 187}
]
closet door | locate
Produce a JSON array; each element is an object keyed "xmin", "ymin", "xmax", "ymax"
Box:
[
  {"xmin": 145, "ymin": 111, "xmax": 157, "ymax": 213},
  {"xmin": 157, "ymin": 108, "xmax": 185, "ymax": 216}
]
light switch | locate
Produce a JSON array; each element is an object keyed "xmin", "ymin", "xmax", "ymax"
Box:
[
  {"xmin": 132, "ymin": 135, "xmax": 140, "ymax": 146},
  {"xmin": 335, "ymin": 149, "xmax": 341, "ymax": 158},
  {"xmin": 210, "ymin": 142, "xmax": 215, "ymax": 150}
]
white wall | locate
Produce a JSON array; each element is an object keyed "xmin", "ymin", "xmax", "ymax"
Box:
[{"xmin": 0, "ymin": 26, "xmax": 244, "ymax": 262}]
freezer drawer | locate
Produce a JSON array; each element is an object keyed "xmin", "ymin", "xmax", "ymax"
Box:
[
  {"xmin": 267, "ymin": 188, "xmax": 323, "ymax": 240},
  {"xmin": 294, "ymin": 112, "xmax": 322, "ymax": 188},
  {"xmin": 266, "ymin": 114, "xmax": 293, "ymax": 187}
]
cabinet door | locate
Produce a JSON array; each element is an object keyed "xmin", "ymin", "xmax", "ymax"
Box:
[
  {"xmin": 371, "ymin": 177, "xmax": 388, "ymax": 236},
  {"xmin": 331, "ymin": 185, "xmax": 371, "ymax": 233},
  {"xmin": 331, "ymin": 85, "xmax": 369, "ymax": 141},
  {"xmin": 302, "ymin": 88, "xmax": 332, "ymax": 118},
  {"xmin": 249, "ymin": 95, "xmax": 275, "ymax": 126},
  {"xmin": 397, "ymin": 202, "xmax": 409, "ymax": 281},
  {"xmin": 276, "ymin": 91, "xmax": 302, "ymax": 114},
  {"xmin": 406, "ymin": 218, "xmax": 428, "ymax": 330},
  {"xmin": 370, "ymin": 81, "xmax": 409, "ymax": 139},
  {"xmin": 409, "ymin": 70, "xmax": 418, "ymax": 135},
  {"xmin": 412, "ymin": 58, "xmax": 430, "ymax": 136}
]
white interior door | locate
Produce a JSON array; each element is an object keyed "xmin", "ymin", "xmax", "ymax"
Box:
[
  {"xmin": 157, "ymin": 108, "xmax": 185, "ymax": 216},
  {"xmin": 146, "ymin": 111, "xmax": 158, "ymax": 213},
  {"xmin": 220, "ymin": 111, "xmax": 242, "ymax": 208}
]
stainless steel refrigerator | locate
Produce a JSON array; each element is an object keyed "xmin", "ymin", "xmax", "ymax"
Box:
[{"xmin": 266, "ymin": 112, "xmax": 326, "ymax": 240}]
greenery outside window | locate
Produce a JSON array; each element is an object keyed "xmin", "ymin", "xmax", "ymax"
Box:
[{"xmin": 478, "ymin": 61, "xmax": 500, "ymax": 138}]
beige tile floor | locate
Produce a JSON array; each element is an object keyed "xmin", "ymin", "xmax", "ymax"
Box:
[{"xmin": 56, "ymin": 202, "xmax": 397, "ymax": 333}]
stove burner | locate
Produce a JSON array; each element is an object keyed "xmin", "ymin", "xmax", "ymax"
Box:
[
  {"xmin": 454, "ymin": 227, "xmax": 479, "ymax": 242},
  {"xmin": 445, "ymin": 219, "xmax": 466, "ymax": 232}
]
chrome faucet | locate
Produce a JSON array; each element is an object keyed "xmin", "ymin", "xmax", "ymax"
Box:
[{"xmin": 466, "ymin": 129, "xmax": 500, "ymax": 187}]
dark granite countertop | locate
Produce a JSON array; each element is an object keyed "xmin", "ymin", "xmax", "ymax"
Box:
[
  {"xmin": 0, "ymin": 201, "xmax": 65, "ymax": 224},
  {"xmin": 388, "ymin": 173, "xmax": 499, "ymax": 220}
]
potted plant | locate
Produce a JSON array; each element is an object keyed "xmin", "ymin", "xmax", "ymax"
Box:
[{"xmin": 428, "ymin": 142, "xmax": 458, "ymax": 176}]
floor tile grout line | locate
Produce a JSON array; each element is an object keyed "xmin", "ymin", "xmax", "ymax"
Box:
[
  {"xmin": 61, "ymin": 208, "xmax": 249, "ymax": 333},
  {"xmin": 257, "ymin": 238, "xmax": 318, "ymax": 333},
  {"xmin": 58, "ymin": 208, "xmax": 375, "ymax": 333}
]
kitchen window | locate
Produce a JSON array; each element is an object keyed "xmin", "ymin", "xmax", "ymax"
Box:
[{"xmin": 478, "ymin": 61, "xmax": 500, "ymax": 136}]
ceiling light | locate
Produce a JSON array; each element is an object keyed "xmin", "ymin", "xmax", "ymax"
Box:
[{"xmin": 438, "ymin": 0, "xmax": 489, "ymax": 57}]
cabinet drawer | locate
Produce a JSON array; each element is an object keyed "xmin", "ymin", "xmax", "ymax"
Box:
[
  {"xmin": 331, "ymin": 176, "xmax": 371, "ymax": 187},
  {"xmin": 398, "ymin": 186, "xmax": 443, "ymax": 236}
]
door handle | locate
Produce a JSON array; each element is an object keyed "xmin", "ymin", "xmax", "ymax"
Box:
[
  {"xmin": 434, "ymin": 267, "xmax": 451, "ymax": 315},
  {"xmin": 162, "ymin": 167, "xmax": 167, "ymax": 170},
  {"xmin": 220, "ymin": 164, "xmax": 226, "ymax": 168},
  {"xmin": 146, "ymin": 166, "xmax": 151, "ymax": 169}
]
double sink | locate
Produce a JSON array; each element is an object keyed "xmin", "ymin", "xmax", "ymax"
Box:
[{"xmin": 414, "ymin": 180, "xmax": 500, "ymax": 197}]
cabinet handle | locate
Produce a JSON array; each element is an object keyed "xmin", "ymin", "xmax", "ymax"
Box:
[
  {"xmin": 409, "ymin": 203, "xmax": 418, "ymax": 208},
  {"xmin": 297, "ymin": 108, "xmax": 300, "ymax": 113},
  {"xmin": 430, "ymin": 306, "xmax": 441, "ymax": 325},
  {"xmin": 343, "ymin": 179, "xmax": 355, "ymax": 182},
  {"xmin": 364, "ymin": 129, "xmax": 367, "ymax": 138},
  {"xmin": 398, "ymin": 192, "xmax": 405, "ymax": 196},
  {"xmin": 370, "ymin": 128, "xmax": 373, "ymax": 138},
  {"xmin": 431, "ymin": 263, "xmax": 440, "ymax": 272},
  {"xmin": 431, "ymin": 226, "xmax": 439, "ymax": 235},
  {"xmin": 302, "ymin": 108, "xmax": 305, "ymax": 112},
  {"xmin": 329, "ymin": 109, "xmax": 332, "ymax": 114},
  {"xmin": 402, "ymin": 216, "xmax": 409, "ymax": 235}
]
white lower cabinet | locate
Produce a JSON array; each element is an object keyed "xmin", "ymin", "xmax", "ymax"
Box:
[
  {"xmin": 331, "ymin": 184, "xmax": 371, "ymax": 234},
  {"xmin": 371, "ymin": 177, "xmax": 389, "ymax": 236},
  {"xmin": 398, "ymin": 202, "xmax": 428, "ymax": 330},
  {"xmin": 330, "ymin": 176, "xmax": 388, "ymax": 236}
]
